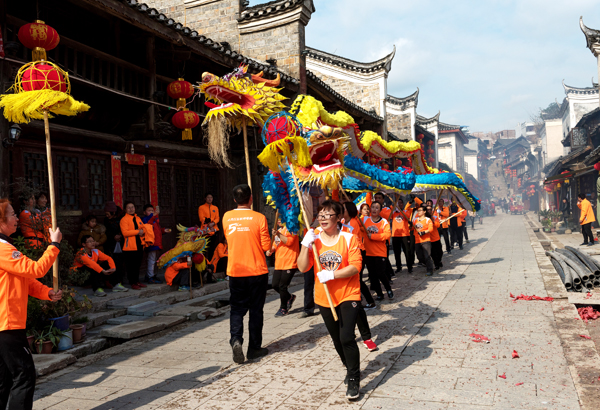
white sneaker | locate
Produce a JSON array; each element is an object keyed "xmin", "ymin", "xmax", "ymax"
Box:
[
  {"xmin": 94, "ymin": 288, "xmax": 107, "ymax": 297},
  {"xmin": 112, "ymin": 283, "xmax": 129, "ymax": 292}
]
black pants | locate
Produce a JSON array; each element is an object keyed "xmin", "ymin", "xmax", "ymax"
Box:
[
  {"xmin": 229, "ymin": 273, "xmax": 268, "ymax": 349},
  {"xmin": 79, "ymin": 264, "xmax": 118, "ymax": 292},
  {"xmin": 358, "ymin": 250, "xmax": 374, "ymax": 305},
  {"xmin": 582, "ymin": 223, "xmax": 595, "ymax": 244},
  {"xmin": 463, "ymin": 224, "xmax": 469, "ymax": 241},
  {"xmin": 449, "ymin": 225, "xmax": 463, "ymax": 248},
  {"xmin": 0, "ymin": 330, "xmax": 36, "ymax": 410},
  {"xmin": 392, "ymin": 236, "xmax": 414, "ymax": 271},
  {"xmin": 431, "ymin": 240, "xmax": 443, "ymax": 268},
  {"xmin": 272, "ymin": 269, "xmax": 296, "ymax": 310},
  {"xmin": 319, "ymin": 301, "xmax": 360, "ymax": 380},
  {"xmin": 364, "ymin": 256, "xmax": 392, "ymax": 297},
  {"xmin": 205, "ymin": 235, "xmax": 218, "ymax": 262},
  {"xmin": 439, "ymin": 227, "xmax": 451, "ymax": 252},
  {"xmin": 356, "ymin": 305, "xmax": 372, "ymax": 341},
  {"xmin": 171, "ymin": 269, "xmax": 190, "ymax": 287},
  {"xmin": 215, "ymin": 257, "xmax": 228, "ymax": 273},
  {"xmin": 123, "ymin": 249, "xmax": 144, "ymax": 285},
  {"xmin": 415, "ymin": 242, "xmax": 435, "ymax": 273},
  {"xmin": 303, "ymin": 268, "xmax": 315, "ymax": 314}
]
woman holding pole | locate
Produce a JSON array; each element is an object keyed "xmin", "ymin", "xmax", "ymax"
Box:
[{"xmin": 298, "ymin": 200, "xmax": 363, "ymax": 401}]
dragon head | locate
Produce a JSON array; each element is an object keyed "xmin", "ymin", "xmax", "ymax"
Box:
[
  {"xmin": 297, "ymin": 125, "xmax": 349, "ymax": 188},
  {"xmin": 198, "ymin": 64, "xmax": 287, "ymax": 131}
]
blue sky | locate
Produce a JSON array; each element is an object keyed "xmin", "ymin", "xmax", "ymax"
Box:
[{"xmin": 249, "ymin": 0, "xmax": 599, "ymax": 134}]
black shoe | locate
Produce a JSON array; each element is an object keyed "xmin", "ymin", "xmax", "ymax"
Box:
[
  {"xmin": 407, "ymin": 270, "xmax": 413, "ymax": 274},
  {"xmin": 387, "ymin": 290, "xmax": 394, "ymax": 300},
  {"xmin": 376, "ymin": 295, "xmax": 384, "ymax": 301},
  {"xmin": 580, "ymin": 242, "xmax": 588, "ymax": 246},
  {"xmin": 395, "ymin": 269, "xmax": 402, "ymax": 274},
  {"xmin": 231, "ymin": 340, "xmax": 245, "ymax": 364},
  {"xmin": 439, "ymin": 262, "xmax": 443, "ymax": 268},
  {"xmin": 459, "ymin": 246, "xmax": 463, "ymax": 250},
  {"xmin": 435, "ymin": 266, "xmax": 440, "ymax": 270},
  {"xmin": 287, "ymin": 294, "xmax": 297, "ymax": 311},
  {"xmin": 364, "ymin": 303, "xmax": 377, "ymax": 310},
  {"xmin": 344, "ymin": 374, "xmax": 349, "ymax": 385},
  {"xmin": 588, "ymin": 242, "xmax": 595, "ymax": 246},
  {"xmin": 346, "ymin": 378, "xmax": 360, "ymax": 400},
  {"xmin": 247, "ymin": 347, "xmax": 269, "ymax": 360},
  {"xmin": 275, "ymin": 308, "xmax": 288, "ymax": 317},
  {"xmin": 426, "ymin": 271, "xmax": 433, "ymax": 276},
  {"xmin": 299, "ymin": 311, "xmax": 314, "ymax": 318}
]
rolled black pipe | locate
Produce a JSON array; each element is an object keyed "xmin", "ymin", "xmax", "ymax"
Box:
[
  {"xmin": 575, "ymin": 283, "xmax": 583, "ymax": 292},
  {"xmin": 551, "ymin": 251, "xmax": 582, "ymax": 284},
  {"xmin": 555, "ymin": 249, "xmax": 591, "ymax": 282},
  {"xmin": 594, "ymin": 278, "xmax": 600, "ymax": 287},
  {"xmin": 547, "ymin": 252, "xmax": 573, "ymax": 289},
  {"xmin": 583, "ymin": 280, "xmax": 594, "ymax": 290},
  {"xmin": 565, "ymin": 246, "xmax": 600, "ymax": 277}
]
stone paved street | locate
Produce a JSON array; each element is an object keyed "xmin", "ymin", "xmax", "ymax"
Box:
[{"xmin": 33, "ymin": 214, "xmax": 595, "ymax": 409}]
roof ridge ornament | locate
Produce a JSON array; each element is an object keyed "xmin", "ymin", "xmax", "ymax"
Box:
[{"xmin": 580, "ymin": 17, "xmax": 600, "ymax": 56}]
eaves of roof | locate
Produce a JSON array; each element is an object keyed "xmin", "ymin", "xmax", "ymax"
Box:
[
  {"xmin": 239, "ymin": 0, "xmax": 314, "ymax": 22},
  {"xmin": 306, "ymin": 45, "xmax": 396, "ymax": 73},
  {"xmin": 306, "ymin": 70, "xmax": 383, "ymax": 123},
  {"xmin": 385, "ymin": 89, "xmax": 419, "ymax": 108},
  {"xmin": 117, "ymin": 0, "xmax": 300, "ymax": 86},
  {"xmin": 563, "ymin": 79, "xmax": 599, "ymax": 96},
  {"xmin": 575, "ymin": 106, "xmax": 600, "ymax": 128}
]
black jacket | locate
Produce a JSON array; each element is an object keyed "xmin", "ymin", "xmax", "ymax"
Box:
[{"xmin": 560, "ymin": 201, "xmax": 570, "ymax": 216}]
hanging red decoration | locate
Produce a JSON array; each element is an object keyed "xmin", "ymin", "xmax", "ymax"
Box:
[
  {"xmin": 417, "ymin": 134, "xmax": 424, "ymax": 140},
  {"xmin": 167, "ymin": 78, "xmax": 194, "ymax": 109},
  {"xmin": 172, "ymin": 108, "xmax": 200, "ymax": 140},
  {"xmin": 18, "ymin": 21, "xmax": 60, "ymax": 61},
  {"xmin": 427, "ymin": 140, "xmax": 434, "ymax": 146},
  {"xmin": 427, "ymin": 148, "xmax": 434, "ymax": 155},
  {"xmin": 594, "ymin": 162, "xmax": 600, "ymax": 171},
  {"xmin": 21, "ymin": 63, "xmax": 66, "ymax": 92}
]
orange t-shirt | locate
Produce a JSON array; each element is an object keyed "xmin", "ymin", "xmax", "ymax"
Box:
[
  {"xmin": 362, "ymin": 216, "xmax": 391, "ymax": 257},
  {"xmin": 430, "ymin": 214, "xmax": 441, "ymax": 242},
  {"xmin": 345, "ymin": 217, "xmax": 366, "ymax": 251},
  {"xmin": 272, "ymin": 226, "xmax": 299, "ymax": 270},
  {"xmin": 223, "ymin": 209, "xmax": 270, "ymax": 277},
  {"xmin": 304, "ymin": 231, "xmax": 362, "ymax": 307},
  {"xmin": 74, "ymin": 248, "xmax": 116, "ymax": 273},
  {"xmin": 391, "ymin": 208, "xmax": 414, "ymax": 237},
  {"xmin": 413, "ymin": 216, "xmax": 433, "ymax": 243},
  {"xmin": 210, "ymin": 243, "xmax": 228, "ymax": 267},
  {"xmin": 437, "ymin": 206, "xmax": 450, "ymax": 229},
  {"xmin": 198, "ymin": 203, "xmax": 220, "ymax": 236},
  {"xmin": 165, "ymin": 261, "xmax": 189, "ymax": 286}
]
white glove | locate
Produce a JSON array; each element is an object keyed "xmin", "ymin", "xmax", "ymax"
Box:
[
  {"xmin": 301, "ymin": 229, "xmax": 317, "ymax": 248},
  {"xmin": 317, "ymin": 269, "xmax": 335, "ymax": 284}
]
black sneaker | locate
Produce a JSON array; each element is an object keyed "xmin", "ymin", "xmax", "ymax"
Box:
[
  {"xmin": 346, "ymin": 378, "xmax": 360, "ymax": 400},
  {"xmin": 275, "ymin": 308, "xmax": 288, "ymax": 317},
  {"xmin": 344, "ymin": 374, "xmax": 349, "ymax": 385},
  {"xmin": 247, "ymin": 347, "xmax": 269, "ymax": 360},
  {"xmin": 363, "ymin": 303, "xmax": 377, "ymax": 310},
  {"xmin": 395, "ymin": 268, "xmax": 402, "ymax": 274},
  {"xmin": 387, "ymin": 290, "xmax": 394, "ymax": 300},
  {"xmin": 376, "ymin": 295, "xmax": 384, "ymax": 301},
  {"xmin": 459, "ymin": 246, "xmax": 463, "ymax": 250},
  {"xmin": 231, "ymin": 340, "xmax": 245, "ymax": 364},
  {"xmin": 287, "ymin": 294, "xmax": 297, "ymax": 311},
  {"xmin": 580, "ymin": 243, "xmax": 589, "ymax": 246},
  {"xmin": 407, "ymin": 270, "xmax": 413, "ymax": 274}
]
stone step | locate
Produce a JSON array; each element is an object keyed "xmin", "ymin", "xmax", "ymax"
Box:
[
  {"xmin": 63, "ymin": 336, "xmax": 107, "ymax": 359},
  {"xmin": 100, "ymin": 316, "xmax": 187, "ymax": 339},
  {"xmin": 107, "ymin": 315, "xmax": 148, "ymax": 325},
  {"xmin": 33, "ymin": 353, "xmax": 77, "ymax": 377},
  {"xmin": 84, "ymin": 309, "xmax": 128, "ymax": 330}
]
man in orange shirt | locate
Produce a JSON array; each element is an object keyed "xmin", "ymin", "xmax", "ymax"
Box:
[
  {"xmin": 448, "ymin": 198, "xmax": 464, "ymax": 250},
  {"xmin": 436, "ymin": 198, "xmax": 451, "ymax": 254},
  {"xmin": 578, "ymin": 193, "xmax": 596, "ymax": 246},
  {"xmin": 413, "ymin": 206, "xmax": 435, "ymax": 276},
  {"xmin": 266, "ymin": 221, "xmax": 299, "ymax": 317},
  {"xmin": 198, "ymin": 193, "xmax": 220, "ymax": 260},
  {"xmin": 363, "ymin": 202, "xmax": 394, "ymax": 300},
  {"xmin": 223, "ymin": 184, "xmax": 271, "ymax": 364},
  {"xmin": 391, "ymin": 197, "xmax": 422, "ymax": 274}
]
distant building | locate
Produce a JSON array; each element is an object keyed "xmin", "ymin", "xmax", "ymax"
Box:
[
  {"xmin": 438, "ymin": 122, "xmax": 468, "ymax": 173},
  {"xmin": 495, "ymin": 129, "xmax": 516, "ymax": 139}
]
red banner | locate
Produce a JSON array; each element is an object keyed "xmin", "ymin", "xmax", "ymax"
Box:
[
  {"xmin": 125, "ymin": 153, "xmax": 145, "ymax": 165},
  {"xmin": 111, "ymin": 157, "xmax": 123, "ymax": 208},
  {"xmin": 148, "ymin": 160, "xmax": 158, "ymax": 207}
]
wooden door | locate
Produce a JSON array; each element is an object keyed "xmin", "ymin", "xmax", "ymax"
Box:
[{"xmin": 122, "ymin": 163, "xmax": 148, "ymax": 214}]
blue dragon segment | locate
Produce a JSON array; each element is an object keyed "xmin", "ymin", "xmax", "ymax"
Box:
[
  {"xmin": 414, "ymin": 172, "xmax": 481, "ymax": 212},
  {"xmin": 343, "ymin": 155, "xmax": 416, "ymax": 194},
  {"xmin": 262, "ymin": 170, "xmax": 302, "ymax": 234}
]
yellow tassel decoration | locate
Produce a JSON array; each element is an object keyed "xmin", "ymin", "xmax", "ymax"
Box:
[
  {"xmin": 257, "ymin": 136, "xmax": 311, "ymax": 172},
  {"xmin": 182, "ymin": 128, "xmax": 193, "ymax": 140}
]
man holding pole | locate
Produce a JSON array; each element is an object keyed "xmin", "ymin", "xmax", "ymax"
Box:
[{"xmin": 223, "ymin": 184, "xmax": 271, "ymax": 364}]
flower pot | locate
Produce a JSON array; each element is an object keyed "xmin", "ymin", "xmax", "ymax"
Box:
[
  {"xmin": 49, "ymin": 314, "xmax": 70, "ymax": 331},
  {"xmin": 27, "ymin": 335, "xmax": 34, "ymax": 350},
  {"xmin": 551, "ymin": 228, "xmax": 556, "ymax": 232},
  {"xmin": 81, "ymin": 323, "xmax": 87, "ymax": 338},
  {"xmin": 35, "ymin": 340, "xmax": 53, "ymax": 354},
  {"xmin": 70, "ymin": 324, "xmax": 84, "ymax": 344},
  {"xmin": 57, "ymin": 330, "xmax": 73, "ymax": 351}
]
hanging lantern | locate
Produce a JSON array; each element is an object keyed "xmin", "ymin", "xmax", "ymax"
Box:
[
  {"xmin": 167, "ymin": 78, "xmax": 194, "ymax": 109},
  {"xmin": 594, "ymin": 162, "xmax": 600, "ymax": 171},
  {"xmin": 382, "ymin": 163, "xmax": 389, "ymax": 170},
  {"xmin": 18, "ymin": 21, "xmax": 60, "ymax": 61},
  {"xmin": 427, "ymin": 148, "xmax": 434, "ymax": 155},
  {"xmin": 172, "ymin": 108, "xmax": 199, "ymax": 140},
  {"xmin": 21, "ymin": 63, "xmax": 66, "ymax": 92},
  {"xmin": 565, "ymin": 179, "xmax": 569, "ymax": 183},
  {"xmin": 557, "ymin": 183, "xmax": 561, "ymax": 188},
  {"xmin": 417, "ymin": 134, "xmax": 424, "ymax": 140},
  {"xmin": 427, "ymin": 140, "xmax": 434, "ymax": 146}
]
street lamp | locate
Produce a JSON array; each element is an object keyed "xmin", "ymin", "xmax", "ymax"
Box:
[{"xmin": 2, "ymin": 124, "xmax": 22, "ymax": 148}]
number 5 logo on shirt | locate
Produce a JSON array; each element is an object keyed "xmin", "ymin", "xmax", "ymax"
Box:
[{"xmin": 228, "ymin": 223, "xmax": 241, "ymax": 235}]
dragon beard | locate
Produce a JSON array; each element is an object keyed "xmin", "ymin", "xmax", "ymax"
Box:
[{"xmin": 203, "ymin": 115, "xmax": 234, "ymax": 168}]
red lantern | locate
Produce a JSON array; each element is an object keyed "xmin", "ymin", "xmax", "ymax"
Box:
[
  {"xmin": 594, "ymin": 162, "xmax": 600, "ymax": 171},
  {"xmin": 192, "ymin": 253, "xmax": 205, "ymax": 265},
  {"xmin": 382, "ymin": 163, "xmax": 389, "ymax": 170},
  {"xmin": 427, "ymin": 148, "xmax": 434, "ymax": 155},
  {"xmin": 172, "ymin": 108, "xmax": 200, "ymax": 140},
  {"xmin": 167, "ymin": 78, "xmax": 194, "ymax": 109},
  {"xmin": 21, "ymin": 63, "xmax": 66, "ymax": 92},
  {"xmin": 417, "ymin": 134, "xmax": 424, "ymax": 140},
  {"xmin": 18, "ymin": 21, "xmax": 60, "ymax": 61},
  {"xmin": 427, "ymin": 140, "xmax": 434, "ymax": 146}
]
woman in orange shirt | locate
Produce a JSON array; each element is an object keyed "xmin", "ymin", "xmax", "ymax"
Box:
[
  {"xmin": 426, "ymin": 204, "xmax": 443, "ymax": 270},
  {"xmin": 298, "ymin": 200, "xmax": 363, "ymax": 401},
  {"xmin": 266, "ymin": 221, "xmax": 299, "ymax": 317},
  {"xmin": 414, "ymin": 206, "xmax": 435, "ymax": 276},
  {"xmin": 362, "ymin": 202, "xmax": 394, "ymax": 300},
  {"xmin": 120, "ymin": 201, "xmax": 147, "ymax": 290},
  {"xmin": 18, "ymin": 195, "xmax": 45, "ymax": 248}
]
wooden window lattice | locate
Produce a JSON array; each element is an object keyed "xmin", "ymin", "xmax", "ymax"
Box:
[
  {"xmin": 57, "ymin": 156, "xmax": 80, "ymax": 210},
  {"xmin": 23, "ymin": 152, "xmax": 48, "ymax": 191},
  {"xmin": 157, "ymin": 167, "xmax": 173, "ymax": 213},
  {"xmin": 87, "ymin": 159, "xmax": 107, "ymax": 210}
]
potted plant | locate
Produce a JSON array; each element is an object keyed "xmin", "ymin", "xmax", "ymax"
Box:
[
  {"xmin": 41, "ymin": 286, "xmax": 92, "ymax": 331},
  {"xmin": 71, "ymin": 316, "xmax": 89, "ymax": 342},
  {"xmin": 33, "ymin": 323, "xmax": 65, "ymax": 354},
  {"xmin": 542, "ymin": 218, "xmax": 552, "ymax": 232}
]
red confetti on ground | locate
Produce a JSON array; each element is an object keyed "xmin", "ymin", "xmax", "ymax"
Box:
[
  {"xmin": 578, "ymin": 306, "xmax": 600, "ymax": 323},
  {"xmin": 585, "ymin": 293, "xmax": 593, "ymax": 299},
  {"xmin": 510, "ymin": 293, "xmax": 515, "ymax": 298},
  {"xmin": 499, "ymin": 373, "xmax": 506, "ymax": 379},
  {"xmin": 515, "ymin": 382, "xmax": 524, "ymax": 386},
  {"xmin": 480, "ymin": 307, "xmax": 485, "ymax": 311},
  {"xmin": 512, "ymin": 350, "xmax": 520, "ymax": 359},
  {"xmin": 469, "ymin": 333, "xmax": 490, "ymax": 343},
  {"xmin": 492, "ymin": 356, "xmax": 496, "ymax": 358},
  {"xmin": 579, "ymin": 335, "xmax": 592, "ymax": 339},
  {"xmin": 512, "ymin": 294, "xmax": 554, "ymax": 302}
]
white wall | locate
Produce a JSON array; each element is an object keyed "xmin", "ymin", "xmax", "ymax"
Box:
[
  {"xmin": 464, "ymin": 154, "xmax": 478, "ymax": 180},
  {"xmin": 542, "ymin": 118, "xmax": 563, "ymax": 165}
]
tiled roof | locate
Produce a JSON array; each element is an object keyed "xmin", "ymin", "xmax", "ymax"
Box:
[
  {"xmin": 122, "ymin": 0, "xmax": 300, "ymax": 86},
  {"xmin": 239, "ymin": 0, "xmax": 315, "ymax": 22},
  {"xmin": 416, "ymin": 112, "xmax": 440, "ymax": 126},
  {"xmin": 575, "ymin": 107, "xmax": 600, "ymax": 128},
  {"xmin": 388, "ymin": 131, "xmax": 410, "ymax": 142},
  {"xmin": 580, "ymin": 17, "xmax": 600, "ymax": 51},
  {"xmin": 562, "ymin": 80, "xmax": 598, "ymax": 95},
  {"xmin": 306, "ymin": 70, "xmax": 383, "ymax": 122},
  {"xmin": 385, "ymin": 89, "xmax": 419, "ymax": 109},
  {"xmin": 438, "ymin": 121, "xmax": 462, "ymax": 132},
  {"xmin": 306, "ymin": 46, "xmax": 396, "ymax": 73}
]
